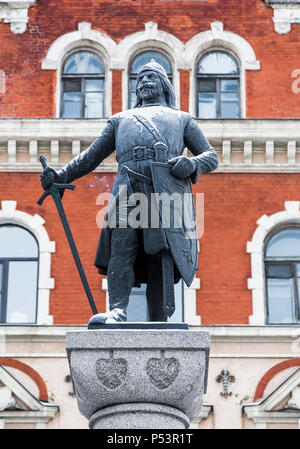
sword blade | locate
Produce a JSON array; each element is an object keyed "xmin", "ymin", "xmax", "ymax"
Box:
[
  {"xmin": 50, "ymin": 186, "xmax": 98, "ymax": 315},
  {"xmin": 161, "ymin": 250, "xmax": 175, "ymax": 318}
]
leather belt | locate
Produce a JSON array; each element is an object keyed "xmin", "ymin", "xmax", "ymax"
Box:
[
  {"xmin": 118, "ymin": 146, "xmax": 156, "ymax": 164},
  {"xmin": 121, "ymin": 166, "xmax": 152, "ymax": 184}
]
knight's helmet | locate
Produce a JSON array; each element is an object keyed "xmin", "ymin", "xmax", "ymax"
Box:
[{"xmin": 134, "ymin": 59, "xmax": 176, "ymax": 108}]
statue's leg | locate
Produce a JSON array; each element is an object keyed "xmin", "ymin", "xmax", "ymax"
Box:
[
  {"xmin": 88, "ymin": 228, "xmax": 138, "ymax": 326},
  {"xmin": 107, "ymin": 227, "xmax": 138, "ymax": 314},
  {"xmin": 146, "ymin": 254, "xmax": 167, "ymax": 322}
]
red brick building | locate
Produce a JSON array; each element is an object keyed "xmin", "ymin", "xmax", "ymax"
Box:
[{"xmin": 0, "ymin": 0, "xmax": 300, "ymax": 429}]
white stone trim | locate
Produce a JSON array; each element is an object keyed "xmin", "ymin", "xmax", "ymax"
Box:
[
  {"xmin": 0, "ymin": 0, "xmax": 36, "ymax": 34},
  {"xmin": 244, "ymin": 368, "xmax": 300, "ymax": 428},
  {"xmin": 102, "ymin": 275, "xmax": 201, "ymax": 326},
  {"xmin": 0, "ymin": 324, "xmax": 300, "ymax": 341},
  {"xmin": 185, "ymin": 21, "xmax": 260, "ymax": 117},
  {"xmin": 0, "ymin": 200, "xmax": 55, "ymax": 324},
  {"xmin": 189, "ymin": 404, "xmax": 213, "ymax": 428},
  {"xmin": 2, "ymin": 118, "xmax": 300, "ymax": 173},
  {"xmin": 184, "ymin": 277, "xmax": 201, "ymax": 326},
  {"xmin": 265, "ymin": 1, "xmax": 300, "ymax": 34},
  {"xmin": 0, "ymin": 70, "xmax": 5, "ymax": 94},
  {"xmin": 0, "ymin": 366, "xmax": 58, "ymax": 427},
  {"xmin": 116, "ymin": 22, "xmax": 184, "ymax": 110},
  {"xmin": 42, "ymin": 22, "xmax": 116, "ymax": 118},
  {"xmin": 41, "ymin": 21, "xmax": 259, "ymax": 116},
  {"xmin": 247, "ymin": 201, "xmax": 300, "ymax": 325}
]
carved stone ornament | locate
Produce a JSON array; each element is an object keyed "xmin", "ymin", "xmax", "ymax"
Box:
[
  {"xmin": 286, "ymin": 385, "xmax": 300, "ymax": 409},
  {"xmin": 146, "ymin": 350, "xmax": 179, "ymax": 390},
  {"xmin": 96, "ymin": 350, "xmax": 128, "ymax": 390},
  {"xmin": 0, "ymin": 0, "xmax": 36, "ymax": 34},
  {"xmin": 0, "ymin": 385, "xmax": 22, "ymax": 411},
  {"xmin": 265, "ymin": 0, "xmax": 300, "ymax": 34}
]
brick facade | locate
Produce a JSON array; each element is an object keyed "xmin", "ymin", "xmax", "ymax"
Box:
[
  {"xmin": 1, "ymin": 0, "xmax": 300, "ymax": 429},
  {"xmin": 0, "ymin": 0, "xmax": 299, "ymax": 118},
  {"xmin": 1, "ymin": 170, "xmax": 299, "ymax": 324}
]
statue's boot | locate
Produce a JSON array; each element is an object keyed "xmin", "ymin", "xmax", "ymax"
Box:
[{"xmin": 88, "ymin": 306, "xmax": 127, "ymax": 327}]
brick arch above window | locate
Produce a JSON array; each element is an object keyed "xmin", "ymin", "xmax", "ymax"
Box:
[
  {"xmin": 254, "ymin": 359, "xmax": 300, "ymax": 402},
  {"xmin": 42, "ymin": 22, "xmax": 116, "ymax": 71},
  {"xmin": 41, "ymin": 21, "xmax": 260, "ymax": 115},
  {"xmin": 42, "ymin": 22, "xmax": 115, "ymax": 118},
  {"xmin": 0, "ymin": 201, "xmax": 55, "ymax": 325},
  {"xmin": 185, "ymin": 21, "xmax": 260, "ymax": 117},
  {"xmin": 247, "ymin": 201, "xmax": 300, "ymax": 325}
]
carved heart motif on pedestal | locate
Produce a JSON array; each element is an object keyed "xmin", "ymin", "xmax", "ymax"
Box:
[
  {"xmin": 146, "ymin": 350, "xmax": 179, "ymax": 390},
  {"xmin": 96, "ymin": 351, "xmax": 127, "ymax": 390}
]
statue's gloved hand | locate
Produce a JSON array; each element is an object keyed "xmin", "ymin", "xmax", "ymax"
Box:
[
  {"xmin": 40, "ymin": 166, "xmax": 65, "ymax": 198},
  {"xmin": 168, "ymin": 156, "xmax": 197, "ymax": 179},
  {"xmin": 40, "ymin": 166, "xmax": 61, "ymax": 190}
]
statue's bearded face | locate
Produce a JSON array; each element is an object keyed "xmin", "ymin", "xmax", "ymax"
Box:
[{"xmin": 136, "ymin": 70, "xmax": 164, "ymax": 101}]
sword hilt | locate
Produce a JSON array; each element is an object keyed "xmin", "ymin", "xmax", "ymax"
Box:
[
  {"xmin": 39, "ymin": 154, "xmax": 48, "ymax": 170},
  {"xmin": 37, "ymin": 155, "xmax": 75, "ymax": 206}
]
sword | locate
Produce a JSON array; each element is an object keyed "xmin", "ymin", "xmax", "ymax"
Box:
[{"xmin": 37, "ymin": 155, "xmax": 98, "ymax": 315}]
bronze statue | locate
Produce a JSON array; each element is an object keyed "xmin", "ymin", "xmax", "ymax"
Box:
[{"xmin": 40, "ymin": 60, "xmax": 218, "ymax": 325}]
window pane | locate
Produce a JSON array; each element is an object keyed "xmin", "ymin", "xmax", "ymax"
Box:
[
  {"xmin": 127, "ymin": 284, "xmax": 148, "ymax": 321},
  {"xmin": 266, "ymin": 229, "xmax": 300, "ymax": 258},
  {"xmin": 63, "ymin": 79, "xmax": 81, "ymax": 92},
  {"xmin": 198, "ymin": 52, "xmax": 239, "ymax": 74},
  {"xmin": 62, "ymin": 93, "xmax": 81, "ymax": 118},
  {"xmin": 126, "ymin": 280, "xmax": 184, "ymax": 322},
  {"xmin": 6, "ymin": 261, "xmax": 38, "ymax": 323},
  {"xmin": 0, "ymin": 226, "xmax": 38, "ymax": 258},
  {"xmin": 129, "ymin": 79, "xmax": 137, "ymax": 108},
  {"xmin": 63, "ymin": 52, "xmax": 104, "ymax": 74},
  {"xmin": 131, "ymin": 51, "xmax": 171, "ymax": 75},
  {"xmin": 198, "ymin": 92, "xmax": 217, "ymax": 118},
  {"xmin": 221, "ymin": 79, "xmax": 239, "ymax": 92},
  {"xmin": 85, "ymin": 79, "xmax": 104, "ymax": 92},
  {"xmin": 199, "ymin": 79, "xmax": 216, "ymax": 92},
  {"xmin": 169, "ymin": 281, "xmax": 183, "ymax": 323},
  {"xmin": 266, "ymin": 263, "xmax": 293, "ymax": 278},
  {"xmin": 267, "ymin": 278, "xmax": 294, "ymax": 323},
  {"xmin": 220, "ymin": 92, "xmax": 239, "ymax": 118},
  {"xmin": 85, "ymin": 92, "xmax": 104, "ymax": 118}
]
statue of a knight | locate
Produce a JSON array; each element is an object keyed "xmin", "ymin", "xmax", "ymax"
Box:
[{"xmin": 40, "ymin": 60, "xmax": 218, "ymax": 325}]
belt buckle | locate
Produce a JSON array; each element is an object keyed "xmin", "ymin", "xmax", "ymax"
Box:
[{"xmin": 132, "ymin": 146, "xmax": 146, "ymax": 161}]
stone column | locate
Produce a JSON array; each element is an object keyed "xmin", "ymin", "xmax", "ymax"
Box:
[{"xmin": 66, "ymin": 326, "xmax": 210, "ymax": 429}]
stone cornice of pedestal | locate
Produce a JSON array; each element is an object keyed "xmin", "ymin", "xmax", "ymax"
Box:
[
  {"xmin": 264, "ymin": 0, "xmax": 300, "ymax": 34},
  {"xmin": 0, "ymin": 0, "xmax": 36, "ymax": 34},
  {"xmin": 1, "ymin": 324, "xmax": 299, "ymax": 343}
]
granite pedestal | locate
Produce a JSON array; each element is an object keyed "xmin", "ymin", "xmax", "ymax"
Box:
[{"xmin": 66, "ymin": 324, "xmax": 210, "ymax": 429}]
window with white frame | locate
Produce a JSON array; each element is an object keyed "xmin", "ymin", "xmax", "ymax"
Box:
[
  {"xmin": 128, "ymin": 51, "xmax": 172, "ymax": 109},
  {"xmin": 126, "ymin": 281, "xmax": 184, "ymax": 322},
  {"xmin": 0, "ymin": 225, "xmax": 39, "ymax": 324},
  {"xmin": 265, "ymin": 227, "xmax": 300, "ymax": 324},
  {"xmin": 61, "ymin": 51, "xmax": 105, "ymax": 118},
  {"xmin": 196, "ymin": 51, "xmax": 240, "ymax": 119}
]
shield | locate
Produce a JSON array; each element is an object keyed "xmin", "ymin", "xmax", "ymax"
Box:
[{"xmin": 150, "ymin": 162, "xmax": 198, "ymax": 287}]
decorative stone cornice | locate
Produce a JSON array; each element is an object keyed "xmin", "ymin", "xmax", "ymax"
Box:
[
  {"xmin": 0, "ymin": 0, "xmax": 36, "ymax": 34},
  {"xmin": 265, "ymin": 0, "xmax": 300, "ymax": 34}
]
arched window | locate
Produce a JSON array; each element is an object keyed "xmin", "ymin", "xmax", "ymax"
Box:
[
  {"xmin": 61, "ymin": 51, "xmax": 105, "ymax": 118},
  {"xmin": 0, "ymin": 225, "xmax": 39, "ymax": 324},
  {"xmin": 128, "ymin": 51, "xmax": 172, "ymax": 109},
  {"xmin": 265, "ymin": 228, "xmax": 300, "ymax": 324},
  {"xmin": 196, "ymin": 51, "xmax": 240, "ymax": 119}
]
